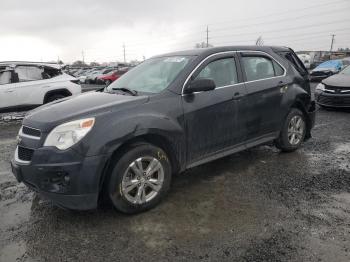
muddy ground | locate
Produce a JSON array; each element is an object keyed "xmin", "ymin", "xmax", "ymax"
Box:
[{"xmin": 0, "ymin": 85, "xmax": 349, "ymax": 262}]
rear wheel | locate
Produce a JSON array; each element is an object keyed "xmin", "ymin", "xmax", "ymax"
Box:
[
  {"xmin": 275, "ymin": 108, "xmax": 306, "ymax": 152},
  {"xmin": 107, "ymin": 143, "xmax": 172, "ymax": 214}
]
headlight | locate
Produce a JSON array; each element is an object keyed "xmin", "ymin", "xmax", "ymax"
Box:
[
  {"xmin": 44, "ymin": 118, "xmax": 95, "ymax": 150},
  {"xmin": 316, "ymin": 83, "xmax": 325, "ymax": 91}
]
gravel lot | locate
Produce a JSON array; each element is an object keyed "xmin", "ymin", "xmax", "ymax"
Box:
[{"xmin": 0, "ymin": 84, "xmax": 349, "ymax": 262}]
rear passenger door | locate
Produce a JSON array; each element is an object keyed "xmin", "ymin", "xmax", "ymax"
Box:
[{"xmin": 238, "ymin": 51, "xmax": 287, "ymax": 141}]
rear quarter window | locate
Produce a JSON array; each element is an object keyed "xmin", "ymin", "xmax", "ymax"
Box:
[
  {"xmin": 241, "ymin": 56, "xmax": 284, "ymax": 81},
  {"xmin": 278, "ymin": 51, "xmax": 308, "ymax": 76}
]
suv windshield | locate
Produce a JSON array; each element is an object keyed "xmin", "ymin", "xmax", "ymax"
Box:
[{"xmin": 106, "ymin": 56, "xmax": 193, "ymax": 94}]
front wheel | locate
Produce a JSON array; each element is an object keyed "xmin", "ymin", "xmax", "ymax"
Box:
[
  {"xmin": 275, "ymin": 108, "xmax": 306, "ymax": 152},
  {"xmin": 107, "ymin": 143, "xmax": 172, "ymax": 214}
]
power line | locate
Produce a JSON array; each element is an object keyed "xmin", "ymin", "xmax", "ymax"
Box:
[
  {"xmin": 206, "ymin": 0, "xmax": 349, "ymax": 27},
  {"xmin": 210, "ymin": 18, "xmax": 350, "ymax": 39},
  {"xmin": 125, "ymin": 8, "xmax": 349, "ymax": 50},
  {"xmin": 209, "ymin": 7, "xmax": 350, "ymax": 33}
]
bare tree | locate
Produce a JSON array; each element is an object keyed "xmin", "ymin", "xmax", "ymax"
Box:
[{"xmin": 255, "ymin": 36, "xmax": 264, "ymax": 46}]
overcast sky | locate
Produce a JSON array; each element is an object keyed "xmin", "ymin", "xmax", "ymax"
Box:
[{"xmin": 0, "ymin": 0, "xmax": 349, "ymax": 63}]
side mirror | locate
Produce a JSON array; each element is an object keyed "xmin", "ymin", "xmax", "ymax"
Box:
[{"xmin": 184, "ymin": 78, "xmax": 216, "ymax": 94}]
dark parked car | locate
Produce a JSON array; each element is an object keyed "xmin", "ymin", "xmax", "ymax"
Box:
[
  {"xmin": 11, "ymin": 46, "xmax": 316, "ymax": 214},
  {"xmin": 315, "ymin": 65, "xmax": 350, "ymax": 108},
  {"xmin": 310, "ymin": 59, "xmax": 344, "ymax": 81}
]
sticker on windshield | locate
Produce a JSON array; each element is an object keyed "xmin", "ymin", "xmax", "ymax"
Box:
[{"xmin": 164, "ymin": 57, "xmax": 186, "ymax": 63}]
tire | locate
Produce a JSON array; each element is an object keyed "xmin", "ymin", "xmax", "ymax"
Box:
[
  {"xmin": 45, "ymin": 94, "xmax": 65, "ymax": 103},
  {"xmin": 107, "ymin": 143, "xmax": 172, "ymax": 214},
  {"xmin": 275, "ymin": 108, "xmax": 306, "ymax": 152}
]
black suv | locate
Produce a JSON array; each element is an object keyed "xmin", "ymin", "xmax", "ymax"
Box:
[{"xmin": 11, "ymin": 46, "xmax": 316, "ymax": 214}]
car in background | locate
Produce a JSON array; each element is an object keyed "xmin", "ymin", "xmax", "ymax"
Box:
[
  {"xmin": 297, "ymin": 54, "xmax": 311, "ymax": 69},
  {"xmin": 77, "ymin": 68, "xmax": 98, "ymax": 84},
  {"xmin": 310, "ymin": 59, "xmax": 344, "ymax": 81},
  {"xmin": 315, "ymin": 65, "xmax": 350, "ymax": 108},
  {"xmin": 0, "ymin": 62, "xmax": 81, "ymax": 112},
  {"xmin": 85, "ymin": 68, "xmax": 114, "ymax": 84},
  {"xmin": 96, "ymin": 68, "xmax": 129, "ymax": 85}
]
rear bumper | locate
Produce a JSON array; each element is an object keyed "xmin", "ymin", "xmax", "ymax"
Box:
[
  {"xmin": 11, "ymin": 148, "xmax": 109, "ymax": 210},
  {"xmin": 308, "ymin": 101, "xmax": 316, "ymax": 128},
  {"xmin": 305, "ymin": 101, "xmax": 316, "ymax": 139}
]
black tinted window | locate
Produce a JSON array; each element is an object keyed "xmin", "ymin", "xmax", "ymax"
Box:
[
  {"xmin": 196, "ymin": 58, "xmax": 238, "ymax": 87},
  {"xmin": 279, "ymin": 51, "xmax": 307, "ymax": 75},
  {"xmin": 242, "ymin": 56, "xmax": 275, "ymax": 81},
  {"xmin": 273, "ymin": 60, "xmax": 284, "ymax": 76}
]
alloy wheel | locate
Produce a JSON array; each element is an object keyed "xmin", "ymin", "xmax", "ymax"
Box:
[
  {"xmin": 287, "ymin": 115, "xmax": 305, "ymax": 145},
  {"xmin": 121, "ymin": 157, "xmax": 164, "ymax": 204}
]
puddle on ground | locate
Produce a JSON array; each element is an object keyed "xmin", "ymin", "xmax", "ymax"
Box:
[{"xmin": 334, "ymin": 142, "xmax": 350, "ymax": 154}]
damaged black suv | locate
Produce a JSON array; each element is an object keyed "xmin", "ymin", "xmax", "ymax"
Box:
[{"xmin": 11, "ymin": 46, "xmax": 316, "ymax": 214}]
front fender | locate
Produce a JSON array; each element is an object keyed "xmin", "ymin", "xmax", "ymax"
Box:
[{"xmin": 81, "ymin": 111, "xmax": 186, "ymax": 163}]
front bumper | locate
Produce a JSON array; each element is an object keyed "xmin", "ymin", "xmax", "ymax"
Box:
[
  {"xmin": 315, "ymin": 91, "xmax": 350, "ymax": 108},
  {"xmin": 11, "ymin": 147, "xmax": 108, "ymax": 210}
]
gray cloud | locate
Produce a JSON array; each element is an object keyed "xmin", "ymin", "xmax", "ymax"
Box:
[{"xmin": 0, "ymin": 0, "xmax": 349, "ymax": 62}]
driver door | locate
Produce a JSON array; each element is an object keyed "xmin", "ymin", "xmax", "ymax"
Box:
[{"xmin": 182, "ymin": 53, "xmax": 246, "ymax": 164}]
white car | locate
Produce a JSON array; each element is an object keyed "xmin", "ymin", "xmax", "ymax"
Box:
[
  {"xmin": 0, "ymin": 62, "xmax": 81, "ymax": 112},
  {"xmin": 297, "ymin": 54, "xmax": 311, "ymax": 70}
]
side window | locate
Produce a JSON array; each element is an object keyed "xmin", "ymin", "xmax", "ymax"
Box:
[
  {"xmin": 279, "ymin": 52, "xmax": 307, "ymax": 76},
  {"xmin": 195, "ymin": 58, "xmax": 238, "ymax": 88},
  {"xmin": 242, "ymin": 56, "xmax": 276, "ymax": 81},
  {"xmin": 0, "ymin": 71, "xmax": 12, "ymax": 85},
  {"xmin": 15, "ymin": 66, "xmax": 43, "ymax": 82},
  {"xmin": 273, "ymin": 60, "xmax": 284, "ymax": 76}
]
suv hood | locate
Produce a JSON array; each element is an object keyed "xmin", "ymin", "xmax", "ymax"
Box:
[
  {"xmin": 23, "ymin": 91, "xmax": 149, "ymax": 131},
  {"xmin": 323, "ymin": 74, "xmax": 350, "ymax": 87}
]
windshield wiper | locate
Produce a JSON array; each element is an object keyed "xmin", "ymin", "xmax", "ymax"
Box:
[{"xmin": 111, "ymin": 87, "xmax": 138, "ymax": 96}]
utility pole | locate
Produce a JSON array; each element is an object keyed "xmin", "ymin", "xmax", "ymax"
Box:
[
  {"xmin": 206, "ymin": 26, "xmax": 209, "ymax": 48},
  {"xmin": 330, "ymin": 34, "xmax": 335, "ymax": 59},
  {"xmin": 123, "ymin": 43, "xmax": 126, "ymax": 63},
  {"xmin": 82, "ymin": 50, "xmax": 85, "ymax": 64}
]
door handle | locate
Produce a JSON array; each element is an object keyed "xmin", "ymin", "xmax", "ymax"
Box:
[
  {"xmin": 277, "ymin": 81, "xmax": 286, "ymax": 87},
  {"xmin": 233, "ymin": 92, "xmax": 243, "ymax": 100},
  {"xmin": 5, "ymin": 90, "xmax": 15, "ymax": 93}
]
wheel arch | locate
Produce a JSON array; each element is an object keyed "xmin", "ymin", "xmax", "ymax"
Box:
[
  {"xmin": 43, "ymin": 88, "xmax": 72, "ymax": 103},
  {"xmin": 290, "ymin": 97, "xmax": 313, "ymax": 140},
  {"xmin": 97, "ymin": 133, "xmax": 181, "ymax": 199}
]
